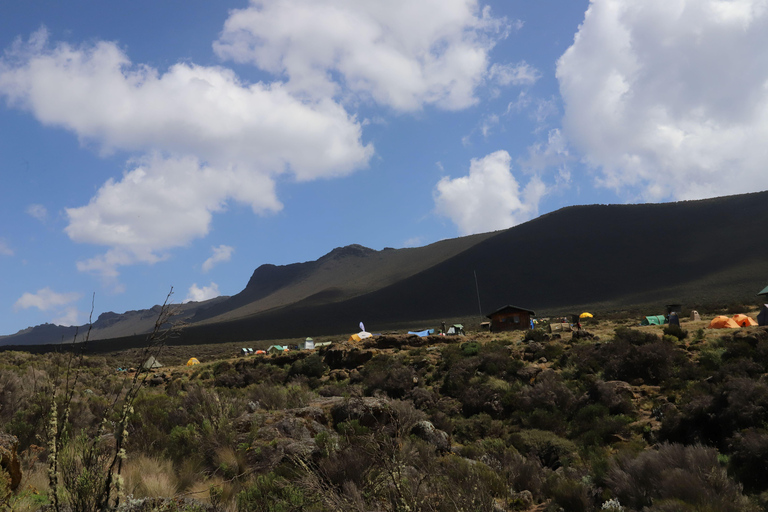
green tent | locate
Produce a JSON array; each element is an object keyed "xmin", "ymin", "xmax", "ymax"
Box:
[
  {"xmin": 641, "ymin": 315, "xmax": 666, "ymax": 326},
  {"xmin": 758, "ymin": 285, "xmax": 768, "ymax": 296}
]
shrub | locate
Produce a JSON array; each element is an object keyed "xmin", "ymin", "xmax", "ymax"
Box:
[
  {"xmin": 509, "ymin": 429, "xmax": 578, "ymax": 470},
  {"xmin": 361, "ymin": 355, "xmax": 415, "ymax": 399},
  {"xmin": 289, "ymin": 354, "xmax": 327, "ymax": 380},
  {"xmin": 614, "ymin": 327, "xmax": 660, "ymax": 345},
  {"xmin": 524, "ymin": 329, "xmax": 548, "ymax": 343},
  {"xmin": 236, "ymin": 472, "xmax": 315, "ymax": 512},
  {"xmin": 728, "ymin": 428, "xmax": 768, "ymax": 493},
  {"xmin": 606, "ymin": 443, "xmax": 752, "ymax": 512},
  {"xmin": 663, "ymin": 324, "xmax": 688, "ymax": 340}
]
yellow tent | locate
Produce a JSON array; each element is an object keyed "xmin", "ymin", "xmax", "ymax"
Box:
[
  {"xmin": 186, "ymin": 357, "xmax": 200, "ymax": 366},
  {"xmin": 579, "ymin": 312, "xmax": 593, "ymax": 319}
]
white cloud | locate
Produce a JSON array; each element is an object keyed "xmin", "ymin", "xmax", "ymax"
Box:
[
  {"xmin": 434, "ymin": 150, "xmax": 546, "ymax": 235},
  {"xmin": 202, "ymin": 244, "xmax": 234, "ymax": 273},
  {"xmin": 214, "ymin": 0, "xmax": 511, "ymax": 111},
  {"xmin": 0, "ymin": 238, "xmax": 12, "ymax": 256},
  {"xmin": 557, "ymin": 0, "xmax": 768, "ymax": 201},
  {"xmin": 402, "ymin": 236, "xmax": 425, "ymax": 248},
  {"xmin": 26, "ymin": 203, "xmax": 47, "ymax": 221},
  {"xmin": 488, "ymin": 61, "xmax": 541, "ymax": 87},
  {"xmin": 184, "ymin": 282, "xmax": 220, "ymax": 303},
  {"xmin": 52, "ymin": 307, "xmax": 80, "ymax": 327},
  {"xmin": 14, "ymin": 287, "xmax": 80, "ymax": 312},
  {"xmin": 0, "ymin": 29, "xmax": 373, "ymax": 279}
]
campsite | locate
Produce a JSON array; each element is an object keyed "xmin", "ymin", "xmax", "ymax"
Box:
[{"xmin": 3, "ymin": 302, "xmax": 768, "ymax": 512}]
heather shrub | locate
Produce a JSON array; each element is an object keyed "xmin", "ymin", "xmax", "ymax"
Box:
[
  {"xmin": 663, "ymin": 324, "xmax": 688, "ymax": 340},
  {"xmin": 728, "ymin": 428, "xmax": 768, "ymax": 492},
  {"xmin": 543, "ymin": 473, "xmax": 594, "ymax": 512},
  {"xmin": 607, "ymin": 443, "xmax": 752, "ymax": 512},
  {"xmin": 236, "ymin": 471, "xmax": 316, "ymax": 512},
  {"xmin": 524, "ymin": 329, "xmax": 548, "ymax": 343},
  {"xmin": 289, "ymin": 354, "xmax": 327, "ymax": 380},
  {"xmin": 614, "ymin": 327, "xmax": 660, "ymax": 345},
  {"xmin": 509, "ymin": 429, "xmax": 578, "ymax": 470}
]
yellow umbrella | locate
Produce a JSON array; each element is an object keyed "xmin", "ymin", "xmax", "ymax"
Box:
[{"xmin": 579, "ymin": 312, "xmax": 593, "ymax": 319}]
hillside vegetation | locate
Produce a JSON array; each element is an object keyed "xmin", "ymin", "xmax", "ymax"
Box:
[{"xmin": 3, "ymin": 310, "xmax": 768, "ymax": 511}]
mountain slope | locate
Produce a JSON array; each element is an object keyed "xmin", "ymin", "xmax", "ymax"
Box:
[
  {"xmin": 169, "ymin": 191, "xmax": 768, "ymax": 342},
  {"xmin": 3, "ymin": 191, "xmax": 767, "ymax": 348}
]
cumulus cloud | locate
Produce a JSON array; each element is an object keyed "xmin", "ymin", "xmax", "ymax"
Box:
[
  {"xmin": 184, "ymin": 282, "xmax": 220, "ymax": 303},
  {"xmin": 26, "ymin": 203, "xmax": 47, "ymax": 221},
  {"xmin": 0, "ymin": 238, "xmax": 12, "ymax": 256},
  {"xmin": 557, "ymin": 0, "xmax": 768, "ymax": 201},
  {"xmin": 434, "ymin": 150, "xmax": 546, "ymax": 235},
  {"xmin": 202, "ymin": 244, "xmax": 234, "ymax": 273},
  {"xmin": 0, "ymin": 29, "xmax": 373, "ymax": 278},
  {"xmin": 214, "ymin": 0, "xmax": 513, "ymax": 111},
  {"xmin": 14, "ymin": 287, "xmax": 80, "ymax": 312}
]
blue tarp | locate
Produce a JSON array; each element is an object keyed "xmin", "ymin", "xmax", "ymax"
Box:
[{"xmin": 408, "ymin": 329, "xmax": 434, "ymax": 337}]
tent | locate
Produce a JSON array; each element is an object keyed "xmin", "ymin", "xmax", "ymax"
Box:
[
  {"xmin": 709, "ymin": 316, "xmax": 740, "ymax": 329},
  {"xmin": 758, "ymin": 305, "xmax": 768, "ymax": 326},
  {"xmin": 255, "ymin": 350, "xmax": 266, "ymax": 355},
  {"xmin": 186, "ymin": 357, "xmax": 200, "ymax": 366},
  {"xmin": 348, "ymin": 331, "xmax": 373, "ymax": 342},
  {"xmin": 732, "ymin": 314, "xmax": 758, "ymax": 327},
  {"xmin": 690, "ymin": 310, "xmax": 701, "ymax": 321},
  {"xmin": 548, "ymin": 322, "xmax": 571, "ymax": 333},
  {"xmin": 302, "ymin": 337, "xmax": 315, "ymax": 350},
  {"xmin": 142, "ymin": 356, "xmax": 162, "ymax": 370},
  {"xmin": 446, "ymin": 324, "xmax": 465, "ymax": 335},
  {"xmin": 579, "ymin": 312, "xmax": 593, "ymax": 319},
  {"xmin": 641, "ymin": 315, "xmax": 666, "ymax": 326},
  {"xmin": 267, "ymin": 345, "xmax": 287, "ymax": 355}
]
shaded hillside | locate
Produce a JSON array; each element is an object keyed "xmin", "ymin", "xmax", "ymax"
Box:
[
  {"xmin": 0, "ymin": 296, "xmax": 228, "ymax": 346},
  {"xmin": 189, "ymin": 232, "xmax": 497, "ymax": 324},
  {"xmin": 4, "ymin": 191, "xmax": 768, "ymax": 348},
  {"xmin": 166, "ymin": 191, "xmax": 768, "ymax": 343}
]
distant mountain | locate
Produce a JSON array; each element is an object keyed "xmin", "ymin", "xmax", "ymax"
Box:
[{"xmin": 3, "ymin": 191, "xmax": 768, "ymax": 348}]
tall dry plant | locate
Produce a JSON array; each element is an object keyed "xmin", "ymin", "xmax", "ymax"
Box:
[{"xmin": 45, "ymin": 288, "xmax": 181, "ymax": 512}]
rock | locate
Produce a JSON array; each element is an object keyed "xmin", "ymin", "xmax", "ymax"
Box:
[
  {"xmin": 330, "ymin": 397, "xmax": 392, "ymax": 428},
  {"xmin": 329, "ymin": 369, "xmax": 349, "ymax": 381},
  {"xmin": 323, "ymin": 345, "xmax": 374, "ymax": 369},
  {"xmin": 0, "ymin": 432, "xmax": 21, "ymax": 491},
  {"xmin": 411, "ymin": 421, "xmax": 451, "ymax": 453},
  {"xmin": 246, "ymin": 401, "xmax": 261, "ymax": 413},
  {"xmin": 517, "ymin": 365, "xmax": 542, "ymax": 382}
]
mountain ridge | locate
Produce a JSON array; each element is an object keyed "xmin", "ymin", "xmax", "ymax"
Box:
[{"xmin": 3, "ymin": 191, "xmax": 768, "ymax": 347}]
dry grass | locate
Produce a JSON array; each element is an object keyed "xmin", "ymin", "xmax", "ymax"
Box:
[{"xmin": 123, "ymin": 455, "xmax": 179, "ymax": 499}]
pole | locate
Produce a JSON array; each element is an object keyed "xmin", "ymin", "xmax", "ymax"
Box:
[{"xmin": 474, "ymin": 270, "xmax": 483, "ymax": 319}]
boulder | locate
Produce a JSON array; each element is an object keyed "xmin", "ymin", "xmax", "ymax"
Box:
[{"xmin": 411, "ymin": 420, "xmax": 451, "ymax": 453}]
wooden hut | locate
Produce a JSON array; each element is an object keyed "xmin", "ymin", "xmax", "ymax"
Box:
[{"xmin": 487, "ymin": 305, "xmax": 536, "ymax": 332}]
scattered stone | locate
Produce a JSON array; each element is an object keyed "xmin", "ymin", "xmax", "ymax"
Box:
[{"xmin": 411, "ymin": 420, "xmax": 451, "ymax": 453}]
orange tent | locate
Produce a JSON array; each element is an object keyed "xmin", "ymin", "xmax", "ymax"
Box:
[
  {"xmin": 732, "ymin": 314, "xmax": 758, "ymax": 327},
  {"xmin": 709, "ymin": 316, "xmax": 740, "ymax": 329}
]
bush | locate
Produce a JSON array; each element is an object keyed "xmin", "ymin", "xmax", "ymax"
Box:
[
  {"xmin": 729, "ymin": 428, "xmax": 768, "ymax": 493},
  {"xmin": 524, "ymin": 329, "xmax": 548, "ymax": 343},
  {"xmin": 614, "ymin": 327, "xmax": 660, "ymax": 345},
  {"xmin": 236, "ymin": 472, "xmax": 315, "ymax": 512},
  {"xmin": 606, "ymin": 443, "xmax": 752, "ymax": 512},
  {"xmin": 289, "ymin": 354, "xmax": 327, "ymax": 379},
  {"xmin": 509, "ymin": 429, "xmax": 578, "ymax": 470},
  {"xmin": 663, "ymin": 324, "xmax": 688, "ymax": 340}
]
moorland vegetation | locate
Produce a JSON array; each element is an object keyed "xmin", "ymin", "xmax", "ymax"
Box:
[{"xmin": 2, "ymin": 308, "xmax": 768, "ymax": 511}]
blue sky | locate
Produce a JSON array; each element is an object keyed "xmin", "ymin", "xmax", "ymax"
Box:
[{"xmin": 2, "ymin": 0, "xmax": 767, "ymax": 335}]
